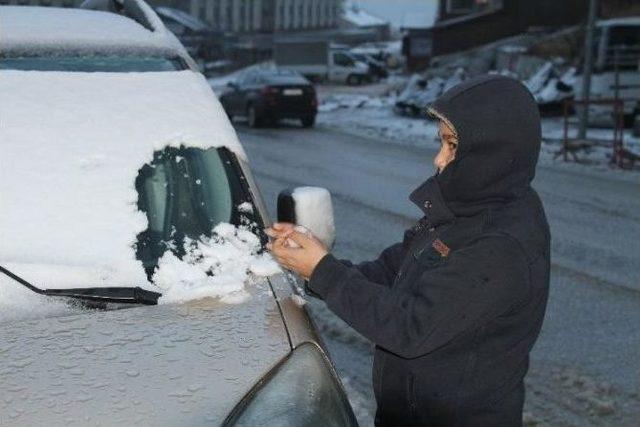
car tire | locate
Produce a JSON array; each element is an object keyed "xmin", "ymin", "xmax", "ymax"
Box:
[
  {"xmin": 347, "ymin": 74, "xmax": 362, "ymax": 86},
  {"xmin": 247, "ymin": 105, "xmax": 261, "ymax": 128},
  {"xmin": 221, "ymin": 101, "xmax": 233, "ymax": 121},
  {"xmin": 301, "ymin": 115, "xmax": 316, "ymax": 128}
]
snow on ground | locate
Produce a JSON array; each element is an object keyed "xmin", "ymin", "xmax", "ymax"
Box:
[{"xmin": 316, "ymin": 89, "xmax": 640, "ymax": 180}]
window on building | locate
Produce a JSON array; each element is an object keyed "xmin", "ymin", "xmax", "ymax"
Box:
[
  {"xmin": 213, "ymin": 3, "xmax": 220, "ymax": 30},
  {"xmin": 298, "ymin": 3, "xmax": 303, "ymax": 28},
  {"xmin": 239, "ymin": 0, "xmax": 245, "ymax": 31},
  {"xmin": 446, "ymin": 0, "xmax": 502, "ymax": 14},
  {"xmin": 226, "ymin": 3, "xmax": 233, "ymax": 31}
]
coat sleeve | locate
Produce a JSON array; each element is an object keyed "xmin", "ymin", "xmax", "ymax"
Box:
[
  {"xmin": 336, "ymin": 227, "xmax": 417, "ymax": 288},
  {"xmin": 308, "ymin": 235, "xmax": 530, "ymax": 359}
]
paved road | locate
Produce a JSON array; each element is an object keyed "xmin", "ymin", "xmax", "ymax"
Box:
[{"xmin": 237, "ymin": 121, "xmax": 640, "ymax": 426}]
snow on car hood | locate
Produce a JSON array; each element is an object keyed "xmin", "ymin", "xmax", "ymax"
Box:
[
  {"xmin": 0, "ymin": 282, "xmax": 292, "ymax": 426},
  {"xmin": 0, "ymin": 70, "xmax": 247, "ymax": 294}
]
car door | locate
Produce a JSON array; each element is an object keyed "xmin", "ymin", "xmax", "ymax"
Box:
[{"xmin": 329, "ymin": 52, "xmax": 355, "ymax": 83}]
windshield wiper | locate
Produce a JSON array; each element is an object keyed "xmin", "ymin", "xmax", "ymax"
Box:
[{"xmin": 0, "ymin": 265, "xmax": 161, "ymax": 305}]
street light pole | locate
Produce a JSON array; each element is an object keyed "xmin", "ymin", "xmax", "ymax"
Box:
[{"xmin": 578, "ymin": 0, "xmax": 598, "ymax": 139}]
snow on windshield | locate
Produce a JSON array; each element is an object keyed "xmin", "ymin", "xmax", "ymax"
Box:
[
  {"xmin": 153, "ymin": 223, "xmax": 280, "ymax": 304},
  {"xmin": 0, "ymin": 223, "xmax": 281, "ymax": 324},
  {"xmin": 0, "ymin": 70, "xmax": 268, "ymax": 321}
]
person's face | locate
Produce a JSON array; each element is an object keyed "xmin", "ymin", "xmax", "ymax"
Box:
[{"xmin": 434, "ymin": 121, "xmax": 458, "ymax": 174}]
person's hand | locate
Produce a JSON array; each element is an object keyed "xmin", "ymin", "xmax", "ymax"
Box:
[
  {"xmin": 265, "ymin": 222, "xmax": 296, "ymax": 240},
  {"xmin": 267, "ymin": 230, "xmax": 328, "ymax": 280}
]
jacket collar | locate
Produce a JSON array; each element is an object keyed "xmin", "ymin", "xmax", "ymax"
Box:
[{"xmin": 409, "ymin": 176, "xmax": 456, "ymax": 227}]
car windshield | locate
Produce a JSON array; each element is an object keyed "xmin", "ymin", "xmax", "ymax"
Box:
[
  {"xmin": 0, "ymin": 55, "xmax": 187, "ymax": 72},
  {"xmin": 135, "ymin": 146, "xmax": 257, "ymax": 275}
]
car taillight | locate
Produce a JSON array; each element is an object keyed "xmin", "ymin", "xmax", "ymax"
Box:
[
  {"xmin": 306, "ymin": 87, "xmax": 318, "ymax": 107},
  {"xmin": 262, "ymin": 86, "xmax": 278, "ymax": 106},
  {"xmin": 262, "ymin": 86, "xmax": 279, "ymax": 96}
]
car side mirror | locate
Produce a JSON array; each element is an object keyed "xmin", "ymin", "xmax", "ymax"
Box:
[{"xmin": 277, "ymin": 187, "xmax": 336, "ymax": 249}]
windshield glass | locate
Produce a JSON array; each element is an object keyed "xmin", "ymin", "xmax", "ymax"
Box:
[
  {"xmin": 135, "ymin": 147, "xmax": 253, "ymax": 274},
  {"xmin": 0, "ymin": 55, "xmax": 187, "ymax": 72}
]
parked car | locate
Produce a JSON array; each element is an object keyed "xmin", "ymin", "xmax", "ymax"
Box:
[
  {"xmin": 0, "ymin": 2, "xmax": 357, "ymax": 426},
  {"xmin": 219, "ymin": 68, "xmax": 318, "ymax": 128},
  {"xmin": 394, "ymin": 74, "xmax": 443, "ymax": 117},
  {"xmin": 347, "ymin": 51, "xmax": 389, "ymax": 81},
  {"xmin": 273, "ymin": 39, "xmax": 370, "ymax": 85}
]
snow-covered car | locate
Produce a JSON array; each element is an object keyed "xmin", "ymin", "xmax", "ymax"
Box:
[
  {"xmin": 394, "ymin": 74, "xmax": 443, "ymax": 117},
  {"xmin": 0, "ymin": 3, "xmax": 357, "ymax": 426}
]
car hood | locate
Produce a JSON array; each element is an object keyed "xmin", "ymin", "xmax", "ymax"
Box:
[{"xmin": 0, "ymin": 278, "xmax": 291, "ymax": 426}]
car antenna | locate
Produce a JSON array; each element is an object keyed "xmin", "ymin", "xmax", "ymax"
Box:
[{"xmin": 0, "ymin": 265, "xmax": 161, "ymax": 305}]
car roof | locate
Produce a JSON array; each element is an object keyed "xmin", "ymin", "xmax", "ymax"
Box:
[
  {"xmin": 0, "ymin": 5, "xmax": 186, "ymax": 58},
  {"xmin": 155, "ymin": 6, "xmax": 210, "ymax": 32},
  {"xmin": 249, "ymin": 69, "xmax": 310, "ymax": 85}
]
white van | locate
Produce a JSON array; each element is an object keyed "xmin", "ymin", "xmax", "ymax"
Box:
[{"xmin": 576, "ymin": 17, "xmax": 640, "ymax": 126}]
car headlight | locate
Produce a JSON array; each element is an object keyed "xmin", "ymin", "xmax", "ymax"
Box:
[{"xmin": 223, "ymin": 343, "xmax": 358, "ymax": 427}]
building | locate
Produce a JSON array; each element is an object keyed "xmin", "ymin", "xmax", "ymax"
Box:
[
  {"xmin": 0, "ymin": 0, "xmax": 78, "ymax": 6},
  {"xmin": 1, "ymin": 0, "xmax": 342, "ymax": 32},
  {"xmin": 427, "ymin": 0, "xmax": 593, "ymax": 58},
  {"xmin": 339, "ymin": 2, "xmax": 390, "ymax": 41},
  {"xmin": 153, "ymin": 0, "xmax": 341, "ymax": 33}
]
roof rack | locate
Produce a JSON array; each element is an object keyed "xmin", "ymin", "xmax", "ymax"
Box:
[{"xmin": 79, "ymin": 0, "xmax": 164, "ymax": 32}]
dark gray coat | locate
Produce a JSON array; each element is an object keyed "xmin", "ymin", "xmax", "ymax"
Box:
[{"xmin": 308, "ymin": 75, "xmax": 550, "ymax": 426}]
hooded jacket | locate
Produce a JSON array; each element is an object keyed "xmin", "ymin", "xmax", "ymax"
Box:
[{"xmin": 308, "ymin": 75, "xmax": 550, "ymax": 426}]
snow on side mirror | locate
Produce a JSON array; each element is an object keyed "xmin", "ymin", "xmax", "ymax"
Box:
[{"xmin": 277, "ymin": 187, "xmax": 336, "ymax": 249}]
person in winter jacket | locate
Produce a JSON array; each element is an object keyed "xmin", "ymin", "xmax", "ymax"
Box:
[{"xmin": 267, "ymin": 74, "xmax": 550, "ymax": 427}]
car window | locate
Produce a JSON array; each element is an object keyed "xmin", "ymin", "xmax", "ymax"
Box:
[
  {"xmin": 333, "ymin": 52, "xmax": 354, "ymax": 67},
  {"xmin": 239, "ymin": 72, "xmax": 259, "ymax": 85},
  {"xmin": 0, "ymin": 55, "xmax": 187, "ymax": 72},
  {"xmin": 134, "ymin": 147, "xmax": 256, "ymax": 273}
]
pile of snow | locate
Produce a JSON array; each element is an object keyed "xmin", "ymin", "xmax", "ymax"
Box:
[
  {"xmin": 523, "ymin": 62, "xmax": 575, "ymax": 105},
  {"xmin": 153, "ymin": 223, "xmax": 281, "ymax": 304},
  {"xmin": 0, "ymin": 70, "xmax": 244, "ymax": 291}
]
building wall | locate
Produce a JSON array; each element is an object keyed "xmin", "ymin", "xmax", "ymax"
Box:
[
  {"xmin": 430, "ymin": 0, "xmax": 594, "ymax": 57},
  {"xmin": 182, "ymin": 0, "xmax": 340, "ymax": 33},
  {"xmin": 0, "ymin": 0, "xmax": 79, "ymax": 6}
]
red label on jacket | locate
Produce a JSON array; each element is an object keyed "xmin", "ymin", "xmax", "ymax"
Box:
[{"xmin": 432, "ymin": 238, "xmax": 451, "ymax": 257}]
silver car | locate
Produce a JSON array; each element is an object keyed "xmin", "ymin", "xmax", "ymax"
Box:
[{"xmin": 0, "ymin": 2, "xmax": 357, "ymax": 426}]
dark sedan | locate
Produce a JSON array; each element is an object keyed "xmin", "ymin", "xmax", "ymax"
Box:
[{"xmin": 220, "ymin": 69, "xmax": 318, "ymax": 128}]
